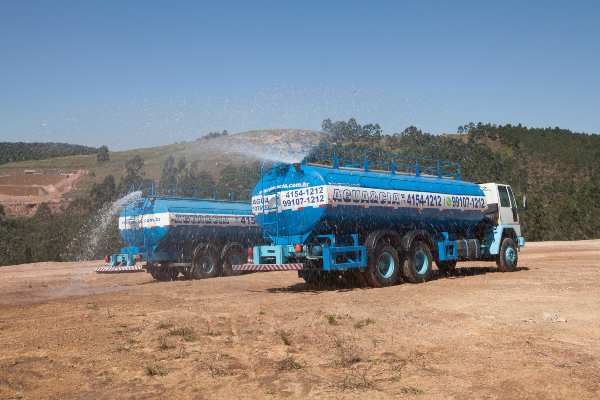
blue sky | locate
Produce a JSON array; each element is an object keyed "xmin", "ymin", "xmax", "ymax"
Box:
[{"xmin": 1, "ymin": 1, "xmax": 599, "ymax": 149}]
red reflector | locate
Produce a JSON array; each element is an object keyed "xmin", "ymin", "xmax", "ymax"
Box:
[
  {"xmin": 247, "ymin": 247, "xmax": 254, "ymax": 263},
  {"xmin": 294, "ymin": 244, "xmax": 302, "ymax": 252},
  {"xmin": 104, "ymin": 255, "xmax": 109, "ymax": 263}
]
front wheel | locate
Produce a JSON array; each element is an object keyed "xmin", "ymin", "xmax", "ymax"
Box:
[
  {"xmin": 496, "ymin": 237, "xmax": 518, "ymax": 272},
  {"xmin": 365, "ymin": 244, "xmax": 400, "ymax": 287},
  {"xmin": 402, "ymin": 241, "xmax": 433, "ymax": 283}
]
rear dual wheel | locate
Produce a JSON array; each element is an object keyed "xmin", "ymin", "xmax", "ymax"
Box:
[
  {"xmin": 402, "ymin": 241, "xmax": 433, "ymax": 283},
  {"xmin": 151, "ymin": 266, "xmax": 178, "ymax": 281},
  {"xmin": 365, "ymin": 244, "xmax": 400, "ymax": 287},
  {"xmin": 191, "ymin": 246, "xmax": 220, "ymax": 279}
]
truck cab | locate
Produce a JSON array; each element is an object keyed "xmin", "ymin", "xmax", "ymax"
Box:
[
  {"xmin": 480, "ymin": 183, "xmax": 523, "ymax": 237},
  {"xmin": 479, "ymin": 183, "xmax": 526, "ymax": 260}
]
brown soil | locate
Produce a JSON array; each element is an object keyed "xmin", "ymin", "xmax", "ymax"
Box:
[
  {"xmin": 0, "ymin": 170, "xmax": 85, "ymax": 217},
  {"xmin": 1, "ymin": 241, "xmax": 599, "ymax": 399}
]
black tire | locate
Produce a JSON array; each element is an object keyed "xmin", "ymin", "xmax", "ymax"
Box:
[
  {"xmin": 191, "ymin": 247, "xmax": 220, "ymax": 279},
  {"xmin": 365, "ymin": 244, "xmax": 400, "ymax": 287},
  {"xmin": 181, "ymin": 266, "xmax": 194, "ymax": 280},
  {"xmin": 496, "ymin": 237, "xmax": 518, "ymax": 272},
  {"xmin": 402, "ymin": 241, "xmax": 434, "ymax": 283},
  {"xmin": 436, "ymin": 260, "xmax": 457, "ymax": 275},
  {"xmin": 221, "ymin": 245, "xmax": 244, "ymax": 277},
  {"xmin": 153, "ymin": 267, "xmax": 176, "ymax": 281},
  {"xmin": 299, "ymin": 269, "xmax": 322, "ymax": 285},
  {"xmin": 342, "ymin": 270, "xmax": 368, "ymax": 288}
]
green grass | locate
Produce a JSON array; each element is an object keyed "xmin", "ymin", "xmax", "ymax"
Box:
[{"xmin": 325, "ymin": 313, "xmax": 339, "ymax": 325}]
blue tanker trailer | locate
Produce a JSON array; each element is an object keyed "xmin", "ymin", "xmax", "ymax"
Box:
[
  {"xmin": 97, "ymin": 196, "xmax": 261, "ymax": 281},
  {"xmin": 233, "ymin": 154, "xmax": 525, "ymax": 287}
]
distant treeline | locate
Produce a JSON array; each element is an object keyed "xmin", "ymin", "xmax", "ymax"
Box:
[
  {"xmin": 0, "ymin": 142, "xmax": 98, "ymax": 165},
  {"xmin": 307, "ymin": 119, "xmax": 600, "ymax": 241}
]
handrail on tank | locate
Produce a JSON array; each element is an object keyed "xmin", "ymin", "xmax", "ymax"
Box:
[{"xmin": 308, "ymin": 150, "xmax": 461, "ymax": 180}]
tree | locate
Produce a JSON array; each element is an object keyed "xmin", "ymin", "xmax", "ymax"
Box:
[
  {"xmin": 322, "ymin": 118, "xmax": 382, "ymax": 140},
  {"xmin": 90, "ymin": 175, "xmax": 117, "ymax": 209},
  {"xmin": 118, "ymin": 155, "xmax": 145, "ymax": 194},
  {"xmin": 97, "ymin": 145, "xmax": 110, "ymax": 162},
  {"xmin": 159, "ymin": 156, "xmax": 178, "ymax": 195}
]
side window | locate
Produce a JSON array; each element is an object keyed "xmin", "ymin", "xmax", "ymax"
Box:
[
  {"xmin": 498, "ymin": 186, "xmax": 511, "ymax": 207},
  {"xmin": 507, "ymin": 187, "xmax": 518, "ymax": 208}
]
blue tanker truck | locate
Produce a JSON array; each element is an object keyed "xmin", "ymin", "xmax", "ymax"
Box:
[
  {"xmin": 233, "ymin": 155, "xmax": 525, "ymax": 287},
  {"xmin": 97, "ymin": 196, "xmax": 261, "ymax": 281}
]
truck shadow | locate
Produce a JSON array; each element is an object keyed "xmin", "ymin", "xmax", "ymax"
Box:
[{"xmin": 265, "ymin": 266, "xmax": 529, "ymax": 293}]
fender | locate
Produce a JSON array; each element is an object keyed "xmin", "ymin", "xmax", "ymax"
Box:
[
  {"xmin": 220, "ymin": 242, "xmax": 243, "ymax": 261},
  {"xmin": 401, "ymin": 230, "xmax": 434, "ymax": 253},
  {"xmin": 365, "ymin": 230, "xmax": 402, "ymax": 251}
]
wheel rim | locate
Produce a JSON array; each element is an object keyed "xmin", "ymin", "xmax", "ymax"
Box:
[
  {"xmin": 200, "ymin": 256, "xmax": 215, "ymax": 274},
  {"xmin": 414, "ymin": 250, "xmax": 429, "ymax": 275},
  {"xmin": 505, "ymin": 246, "xmax": 517, "ymax": 267},
  {"xmin": 377, "ymin": 251, "xmax": 395, "ymax": 279}
]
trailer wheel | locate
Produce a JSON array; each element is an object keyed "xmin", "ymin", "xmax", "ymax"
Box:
[
  {"xmin": 192, "ymin": 247, "xmax": 220, "ymax": 279},
  {"xmin": 342, "ymin": 270, "xmax": 368, "ymax": 288},
  {"xmin": 496, "ymin": 237, "xmax": 518, "ymax": 272},
  {"xmin": 299, "ymin": 269, "xmax": 322, "ymax": 286},
  {"xmin": 153, "ymin": 267, "xmax": 177, "ymax": 281},
  {"xmin": 403, "ymin": 241, "xmax": 433, "ymax": 283},
  {"xmin": 365, "ymin": 244, "xmax": 400, "ymax": 287},
  {"xmin": 436, "ymin": 260, "xmax": 457, "ymax": 275},
  {"xmin": 221, "ymin": 245, "xmax": 244, "ymax": 276},
  {"xmin": 182, "ymin": 266, "xmax": 194, "ymax": 280}
]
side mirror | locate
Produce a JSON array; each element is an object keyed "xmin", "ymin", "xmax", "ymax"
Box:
[{"xmin": 521, "ymin": 194, "xmax": 528, "ymax": 210}]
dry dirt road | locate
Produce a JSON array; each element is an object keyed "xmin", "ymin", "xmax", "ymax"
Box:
[{"xmin": 1, "ymin": 241, "xmax": 599, "ymax": 399}]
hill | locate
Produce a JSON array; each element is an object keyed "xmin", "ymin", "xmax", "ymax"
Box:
[
  {"xmin": 0, "ymin": 129, "xmax": 325, "ymax": 215},
  {"xmin": 0, "ymin": 142, "xmax": 98, "ymax": 165}
]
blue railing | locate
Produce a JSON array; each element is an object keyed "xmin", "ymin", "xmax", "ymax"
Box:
[{"xmin": 305, "ymin": 150, "xmax": 461, "ymax": 180}]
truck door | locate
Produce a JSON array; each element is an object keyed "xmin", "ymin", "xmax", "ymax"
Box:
[{"xmin": 497, "ymin": 185, "xmax": 518, "ymax": 224}]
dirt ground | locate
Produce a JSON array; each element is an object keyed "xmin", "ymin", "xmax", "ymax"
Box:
[
  {"xmin": 1, "ymin": 241, "xmax": 599, "ymax": 399},
  {"xmin": 0, "ymin": 170, "xmax": 85, "ymax": 217}
]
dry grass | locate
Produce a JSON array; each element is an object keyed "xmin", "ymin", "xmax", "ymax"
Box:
[
  {"xmin": 276, "ymin": 329, "xmax": 293, "ymax": 346},
  {"xmin": 157, "ymin": 320, "xmax": 174, "ymax": 330},
  {"xmin": 168, "ymin": 326, "xmax": 196, "ymax": 342},
  {"xmin": 145, "ymin": 363, "xmax": 168, "ymax": 377},
  {"xmin": 277, "ymin": 355, "xmax": 302, "ymax": 371},
  {"xmin": 353, "ymin": 318, "xmax": 375, "ymax": 329},
  {"xmin": 333, "ymin": 336, "xmax": 362, "ymax": 367}
]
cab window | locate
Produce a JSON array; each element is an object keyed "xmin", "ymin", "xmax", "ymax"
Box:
[
  {"xmin": 507, "ymin": 187, "xmax": 518, "ymax": 208},
  {"xmin": 498, "ymin": 186, "xmax": 511, "ymax": 207}
]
